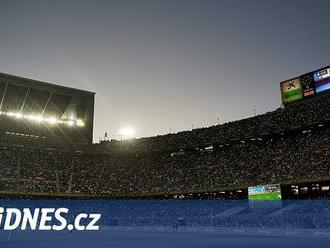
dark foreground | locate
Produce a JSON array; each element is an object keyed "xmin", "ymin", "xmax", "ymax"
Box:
[{"xmin": 1, "ymin": 229, "xmax": 330, "ymax": 248}]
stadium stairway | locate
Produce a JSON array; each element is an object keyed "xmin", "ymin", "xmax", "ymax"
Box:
[
  {"xmin": 214, "ymin": 206, "xmax": 247, "ymax": 217},
  {"xmin": 268, "ymin": 204, "xmax": 300, "ymax": 217}
]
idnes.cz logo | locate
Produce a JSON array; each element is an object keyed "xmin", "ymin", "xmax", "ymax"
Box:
[{"xmin": 0, "ymin": 208, "xmax": 101, "ymax": 231}]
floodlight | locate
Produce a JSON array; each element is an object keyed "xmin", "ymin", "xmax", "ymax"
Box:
[
  {"xmin": 76, "ymin": 119, "xmax": 85, "ymax": 127},
  {"xmin": 15, "ymin": 113, "xmax": 23, "ymax": 119}
]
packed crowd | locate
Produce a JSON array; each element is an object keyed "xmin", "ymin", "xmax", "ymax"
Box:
[
  {"xmin": 0, "ymin": 128, "xmax": 329, "ymax": 196},
  {"xmin": 1, "ymin": 200, "xmax": 328, "ymax": 229},
  {"xmin": 83, "ymin": 200, "xmax": 330, "ymax": 229},
  {"xmin": 95, "ymin": 92, "xmax": 330, "ymax": 153},
  {"xmin": 0, "ymin": 93, "xmax": 330, "ymax": 197},
  {"xmin": 57, "ymin": 130, "xmax": 330, "ymax": 195}
]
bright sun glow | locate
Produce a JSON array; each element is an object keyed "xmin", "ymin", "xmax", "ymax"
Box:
[{"xmin": 119, "ymin": 127, "xmax": 135, "ymax": 138}]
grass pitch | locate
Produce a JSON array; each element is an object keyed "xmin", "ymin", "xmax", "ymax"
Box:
[{"xmin": 248, "ymin": 192, "xmax": 282, "ymax": 201}]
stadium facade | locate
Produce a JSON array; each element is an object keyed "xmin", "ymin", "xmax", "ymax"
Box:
[{"xmin": 0, "ymin": 72, "xmax": 95, "ymax": 145}]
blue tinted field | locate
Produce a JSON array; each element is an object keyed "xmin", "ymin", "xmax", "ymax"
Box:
[{"xmin": 1, "ymin": 229, "xmax": 330, "ymax": 248}]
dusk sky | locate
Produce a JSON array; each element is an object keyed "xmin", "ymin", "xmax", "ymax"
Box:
[{"xmin": 0, "ymin": 0, "xmax": 329, "ymax": 141}]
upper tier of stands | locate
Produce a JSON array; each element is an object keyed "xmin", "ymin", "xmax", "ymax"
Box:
[{"xmin": 94, "ymin": 92, "xmax": 330, "ymax": 154}]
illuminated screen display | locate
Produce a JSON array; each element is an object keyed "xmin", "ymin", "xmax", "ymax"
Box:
[
  {"xmin": 314, "ymin": 67, "xmax": 330, "ymax": 93},
  {"xmin": 300, "ymin": 73, "xmax": 315, "ymax": 97},
  {"xmin": 280, "ymin": 78, "xmax": 303, "ymax": 103},
  {"xmin": 248, "ymin": 184, "xmax": 282, "ymax": 201},
  {"xmin": 280, "ymin": 66, "xmax": 330, "ymax": 104}
]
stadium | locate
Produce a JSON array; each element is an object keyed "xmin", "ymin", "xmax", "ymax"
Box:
[
  {"xmin": 1, "ymin": 67, "xmax": 330, "ymax": 201},
  {"xmin": 2, "ymin": 1, "xmax": 330, "ymax": 247},
  {"xmin": 2, "ymin": 69, "xmax": 330, "ymax": 247}
]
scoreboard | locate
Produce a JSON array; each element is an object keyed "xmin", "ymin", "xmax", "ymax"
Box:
[
  {"xmin": 314, "ymin": 67, "xmax": 330, "ymax": 93},
  {"xmin": 280, "ymin": 77, "xmax": 303, "ymax": 103},
  {"xmin": 248, "ymin": 184, "xmax": 282, "ymax": 201},
  {"xmin": 280, "ymin": 66, "xmax": 330, "ymax": 104}
]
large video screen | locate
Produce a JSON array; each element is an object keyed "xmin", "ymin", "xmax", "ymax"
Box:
[
  {"xmin": 280, "ymin": 78, "xmax": 303, "ymax": 104},
  {"xmin": 314, "ymin": 67, "xmax": 330, "ymax": 93},
  {"xmin": 280, "ymin": 66, "xmax": 330, "ymax": 104},
  {"xmin": 248, "ymin": 184, "xmax": 282, "ymax": 201},
  {"xmin": 300, "ymin": 73, "xmax": 315, "ymax": 97}
]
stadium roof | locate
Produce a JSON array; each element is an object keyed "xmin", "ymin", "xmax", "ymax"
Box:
[
  {"xmin": 0, "ymin": 72, "xmax": 95, "ymax": 95},
  {"xmin": 0, "ymin": 72, "xmax": 95, "ymax": 119}
]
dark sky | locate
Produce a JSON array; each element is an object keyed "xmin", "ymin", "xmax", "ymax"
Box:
[{"xmin": 0, "ymin": 0, "xmax": 329, "ymax": 141}]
